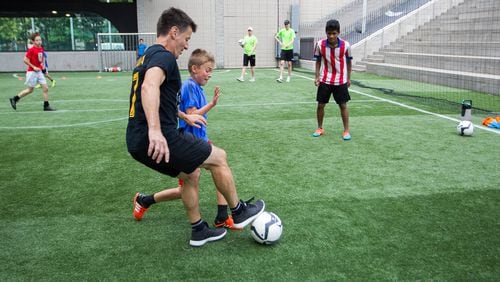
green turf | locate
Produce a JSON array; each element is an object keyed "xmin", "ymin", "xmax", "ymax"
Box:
[{"xmin": 0, "ymin": 69, "xmax": 499, "ymax": 280}]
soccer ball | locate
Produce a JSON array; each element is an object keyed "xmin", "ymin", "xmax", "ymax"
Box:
[
  {"xmin": 250, "ymin": 211, "xmax": 283, "ymax": 245},
  {"xmin": 457, "ymin": 120, "xmax": 474, "ymax": 136},
  {"xmin": 237, "ymin": 39, "xmax": 245, "ymax": 47}
]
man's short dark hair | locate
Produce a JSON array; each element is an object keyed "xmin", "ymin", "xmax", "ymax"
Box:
[
  {"xmin": 326, "ymin": 19, "xmax": 340, "ymax": 32},
  {"xmin": 157, "ymin": 7, "xmax": 197, "ymax": 37}
]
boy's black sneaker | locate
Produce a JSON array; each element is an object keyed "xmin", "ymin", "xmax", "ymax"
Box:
[
  {"xmin": 9, "ymin": 97, "xmax": 17, "ymax": 110},
  {"xmin": 43, "ymin": 106, "xmax": 56, "ymax": 111},
  {"xmin": 232, "ymin": 199, "xmax": 265, "ymax": 229},
  {"xmin": 189, "ymin": 222, "xmax": 227, "ymax": 247}
]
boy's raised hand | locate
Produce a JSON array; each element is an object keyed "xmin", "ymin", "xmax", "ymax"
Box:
[{"xmin": 211, "ymin": 86, "xmax": 221, "ymax": 106}]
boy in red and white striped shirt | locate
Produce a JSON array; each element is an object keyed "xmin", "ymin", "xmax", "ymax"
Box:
[{"xmin": 312, "ymin": 19, "xmax": 352, "ymax": 140}]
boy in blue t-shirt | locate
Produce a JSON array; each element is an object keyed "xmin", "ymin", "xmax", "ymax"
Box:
[
  {"xmin": 133, "ymin": 49, "xmax": 238, "ymax": 229},
  {"xmin": 136, "ymin": 38, "xmax": 147, "ymax": 59}
]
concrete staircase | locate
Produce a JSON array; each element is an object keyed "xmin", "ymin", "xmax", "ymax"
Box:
[{"xmin": 361, "ymin": 0, "xmax": 500, "ymax": 95}]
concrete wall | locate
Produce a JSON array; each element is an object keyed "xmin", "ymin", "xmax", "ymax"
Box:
[
  {"xmin": 136, "ymin": 0, "xmax": 295, "ymax": 69},
  {"xmin": 0, "ymin": 51, "xmax": 99, "ymax": 72},
  {"xmin": 1, "ymin": 0, "xmax": 355, "ymax": 72}
]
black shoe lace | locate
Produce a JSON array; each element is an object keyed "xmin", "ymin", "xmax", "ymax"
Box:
[{"xmin": 242, "ymin": 197, "xmax": 255, "ymax": 205}]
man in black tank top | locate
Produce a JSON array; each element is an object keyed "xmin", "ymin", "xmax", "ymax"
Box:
[{"xmin": 126, "ymin": 7, "xmax": 265, "ymax": 247}]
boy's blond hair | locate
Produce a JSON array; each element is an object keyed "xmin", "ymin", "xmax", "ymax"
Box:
[{"xmin": 188, "ymin": 49, "xmax": 215, "ymax": 73}]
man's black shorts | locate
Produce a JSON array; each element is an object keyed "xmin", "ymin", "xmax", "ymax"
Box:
[
  {"xmin": 243, "ymin": 54, "xmax": 256, "ymax": 67},
  {"xmin": 129, "ymin": 130, "xmax": 212, "ymax": 177},
  {"xmin": 280, "ymin": 49, "xmax": 294, "ymax": 62},
  {"xmin": 316, "ymin": 82, "xmax": 351, "ymax": 104}
]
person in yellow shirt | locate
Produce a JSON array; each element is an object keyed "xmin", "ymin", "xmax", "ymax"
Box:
[
  {"xmin": 275, "ymin": 20, "xmax": 295, "ymax": 83},
  {"xmin": 237, "ymin": 27, "xmax": 258, "ymax": 82}
]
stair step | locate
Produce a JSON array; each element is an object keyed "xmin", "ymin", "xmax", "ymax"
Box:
[{"xmin": 376, "ymin": 52, "xmax": 500, "ymax": 75}]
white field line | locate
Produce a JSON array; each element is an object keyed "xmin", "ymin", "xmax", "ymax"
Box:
[
  {"xmin": 0, "ymin": 117, "xmax": 127, "ymax": 129},
  {"xmin": 219, "ymin": 100, "xmax": 380, "ymax": 107}
]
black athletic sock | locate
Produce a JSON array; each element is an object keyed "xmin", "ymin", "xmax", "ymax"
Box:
[
  {"xmin": 230, "ymin": 202, "xmax": 242, "ymax": 215},
  {"xmin": 215, "ymin": 205, "xmax": 228, "ymax": 222},
  {"xmin": 191, "ymin": 219, "xmax": 205, "ymax": 231},
  {"xmin": 13, "ymin": 96, "xmax": 20, "ymax": 102},
  {"xmin": 44, "ymin": 101, "xmax": 49, "ymax": 107},
  {"xmin": 140, "ymin": 194, "xmax": 156, "ymax": 208}
]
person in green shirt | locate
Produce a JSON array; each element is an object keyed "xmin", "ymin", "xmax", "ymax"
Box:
[
  {"xmin": 274, "ymin": 20, "xmax": 295, "ymax": 83},
  {"xmin": 237, "ymin": 27, "xmax": 258, "ymax": 82}
]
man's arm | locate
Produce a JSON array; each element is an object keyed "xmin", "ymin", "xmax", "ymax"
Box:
[{"xmin": 141, "ymin": 67, "xmax": 169, "ymax": 163}]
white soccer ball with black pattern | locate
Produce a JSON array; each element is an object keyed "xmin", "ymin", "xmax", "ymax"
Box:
[
  {"xmin": 250, "ymin": 211, "xmax": 283, "ymax": 245},
  {"xmin": 237, "ymin": 39, "xmax": 245, "ymax": 47},
  {"xmin": 456, "ymin": 120, "xmax": 474, "ymax": 136}
]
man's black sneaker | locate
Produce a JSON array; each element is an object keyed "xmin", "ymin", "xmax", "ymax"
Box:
[
  {"xmin": 189, "ymin": 222, "xmax": 227, "ymax": 247},
  {"xmin": 43, "ymin": 106, "xmax": 56, "ymax": 111},
  {"xmin": 232, "ymin": 199, "xmax": 265, "ymax": 229},
  {"xmin": 9, "ymin": 97, "xmax": 17, "ymax": 110}
]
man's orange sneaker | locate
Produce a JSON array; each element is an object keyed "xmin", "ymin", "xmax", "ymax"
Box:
[
  {"xmin": 133, "ymin": 193, "xmax": 148, "ymax": 221},
  {"xmin": 214, "ymin": 215, "xmax": 241, "ymax": 230},
  {"xmin": 312, "ymin": 127, "xmax": 324, "ymax": 137}
]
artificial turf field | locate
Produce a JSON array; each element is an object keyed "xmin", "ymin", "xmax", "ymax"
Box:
[{"xmin": 1, "ymin": 69, "xmax": 499, "ymax": 280}]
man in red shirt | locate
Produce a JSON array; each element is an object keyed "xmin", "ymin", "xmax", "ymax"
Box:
[{"xmin": 9, "ymin": 32, "xmax": 55, "ymax": 111}]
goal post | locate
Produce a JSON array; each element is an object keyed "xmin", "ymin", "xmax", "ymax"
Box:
[{"xmin": 97, "ymin": 32, "xmax": 156, "ymax": 72}]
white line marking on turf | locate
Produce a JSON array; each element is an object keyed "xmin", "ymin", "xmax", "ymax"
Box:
[
  {"xmin": 289, "ymin": 70, "xmax": 500, "ymax": 135},
  {"xmin": 51, "ymin": 99, "xmax": 128, "ymax": 103},
  {"xmin": 214, "ymin": 70, "xmax": 231, "ymax": 73},
  {"xmin": 0, "ymin": 117, "xmax": 127, "ymax": 130},
  {"xmin": 218, "ymin": 100, "xmax": 380, "ymax": 107},
  {"xmin": 0, "ymin": 109, "xmax": 124, "ymax": 115}
]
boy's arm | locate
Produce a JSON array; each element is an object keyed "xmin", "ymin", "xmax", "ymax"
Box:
[
  {"xmin": 346, "ymin": 47, "xmax": 353, "ymax": 87},
  {"xmin": 314, "ymin": 41, "xmax": 322, "ymax": 86},
  {"xmin": 285, "ymin": 31, "xmax": 296, "ymax": 49},
  {"xmin": 315, "ymin": 59, "xmax": 321, "ymax": 86},
  {"xmin": 346, "ymin": 59, "xmax": 352, "ymax": 87},
  {"xmin": 185, "ymin": 86, "xmax": 221, "ymax": 116},
  {"xmin": 41, "ymin": 55, "xmax": 46, "ymax": 70},
  {"xmin": 178, "ymin": 111, "xmax": 206, "ymax": 128},
  {"xmin": 24, "ymin": 56, "xmax": 40, "ymax": 71},
  {"xmin": 274, "ymin": 32, "xmax": 282, "ymax": 45}
]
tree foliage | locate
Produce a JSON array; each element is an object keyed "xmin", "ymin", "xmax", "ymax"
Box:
[{"xmin": 0, "ymin": 16, "xmax": 119, "ymax": 51}]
